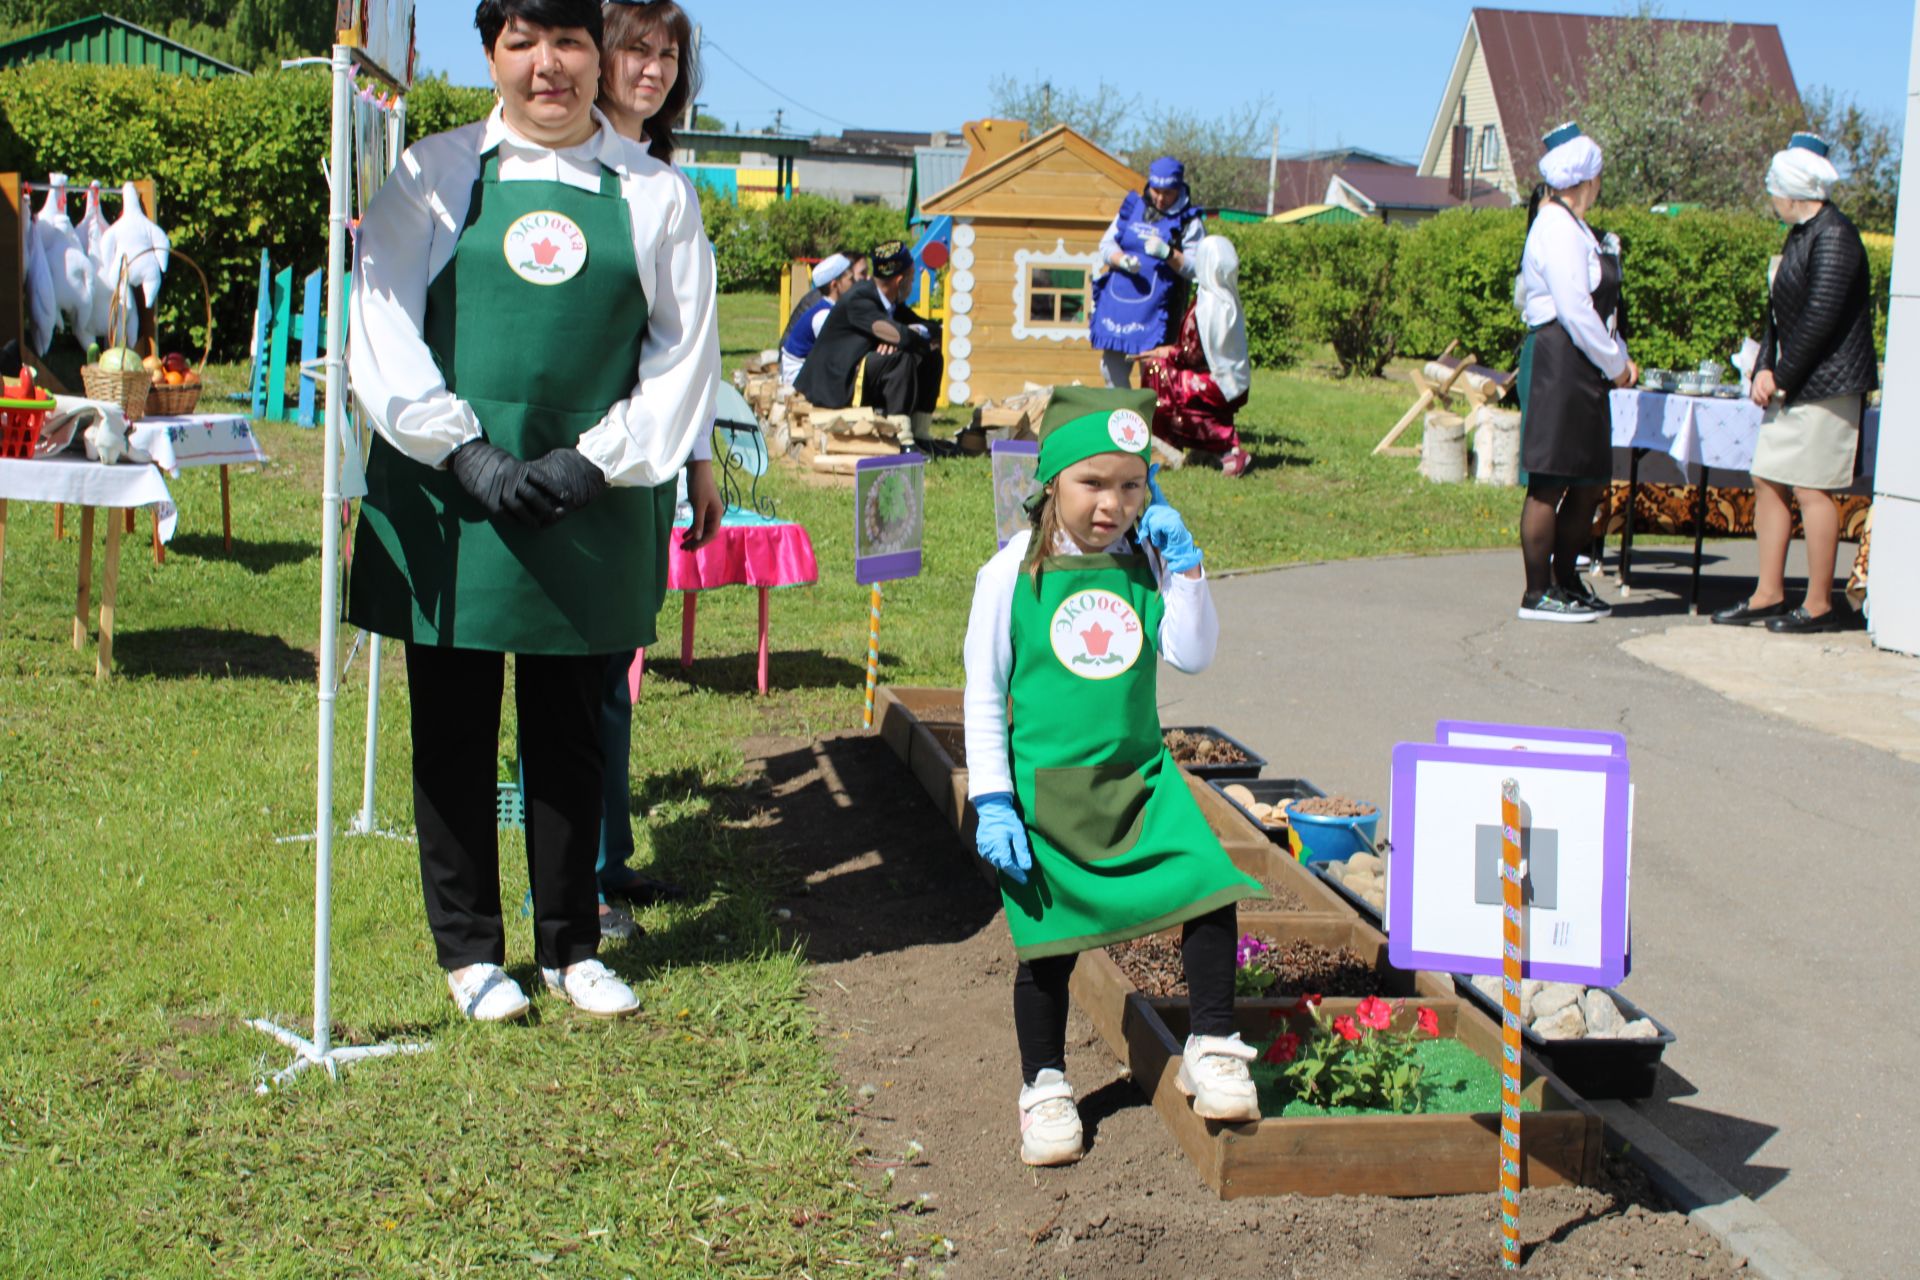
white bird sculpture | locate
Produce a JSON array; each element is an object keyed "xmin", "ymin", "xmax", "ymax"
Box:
[
  {"xmin": 24, "ymin": 213, "xmax": 57, "ymax": 356},
  {"xmin": 108, "ymin": 180, "xmax": 170, "ymax": 310},
  {"xmin": 36, "ymin": 175, "xmax": 101, "ymax": 349},
  {"xmin": 78, "ymin": 183, "xmax": 117, "ymax": 343}
]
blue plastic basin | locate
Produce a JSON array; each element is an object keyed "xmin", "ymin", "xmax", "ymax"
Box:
[{"xmin": 1288, "ymin": 809, "xmax": 1379, "ymax": 864}]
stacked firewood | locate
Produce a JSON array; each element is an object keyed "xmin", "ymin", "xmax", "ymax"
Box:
[{"xmin": 732, "ymin": 349, "xmax": 912, "ymax": 476}]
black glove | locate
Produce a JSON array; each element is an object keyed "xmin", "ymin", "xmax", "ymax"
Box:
[
  {"xmin": 448, "ymin": 439, "xmax": 557, "ymax": 528},
  {"xmin": 525, "ymin": 446, "xmax": 609, "ymax": 517}
]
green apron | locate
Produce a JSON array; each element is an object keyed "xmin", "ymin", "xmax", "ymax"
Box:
[
  {"xmin": 1001, "ymin": 546, "xmax": 1265, "ymax": 961},
  {"xmin": 348, "ymin": 149, "xmax": 677, "ymax": 654}
]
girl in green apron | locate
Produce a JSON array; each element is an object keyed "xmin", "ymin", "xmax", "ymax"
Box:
[{"xmin": 962, "ymin": 386, "xmax": 1267, "ymax": 1167}]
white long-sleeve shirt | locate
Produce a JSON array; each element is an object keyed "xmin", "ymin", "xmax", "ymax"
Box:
[
  {"xmin": 962, "ymin": 529, "xmax": 1220, "ymax": 798},
  {"xmin": 1099, "ymin": 200, "xmax": 1205, "ymax": 281},
  {"xmin": 1517, "ymin": 202, "xmax": 1628, "ymax": 381},
  {"xmin": 348, "ymin": 104, "xmax": 718, "ymax": 483}
]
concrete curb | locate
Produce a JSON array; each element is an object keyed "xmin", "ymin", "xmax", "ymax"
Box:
[{"xmin": 1594, "ymin": 1100, "xmax": 1841, "ymax": 1280}]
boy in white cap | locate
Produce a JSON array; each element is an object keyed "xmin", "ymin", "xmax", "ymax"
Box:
[{"xmin": 779, "ymin": 251, "xmax": 856, "ymax": 386}]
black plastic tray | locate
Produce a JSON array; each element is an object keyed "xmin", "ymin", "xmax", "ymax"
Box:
[
  {"xmin": 1164, "ymin": 725, "xmax": 1267, "ymax": 781},
  {"xmin": 1451, "ymin": 975, "xmax": 1676, "ymax": 1100},
  {"xmin": 1311, "ymin": 857, "xmax": 1385, "ymax": 928},
  {"xmin": 1207, "ymin": 777, "xmax": 1325, "ymax": 842}
]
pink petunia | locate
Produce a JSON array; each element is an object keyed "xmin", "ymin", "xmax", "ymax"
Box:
[
  {"xmin": 1355, "ymin": 995, "xmax": 1393, "ymax": 1031},
  {"xmin": 1332, "ymin": 1015, "xmax": 1362, "ymax": 1042},
  {"xmin": 1417, "ymin": 1007, "xmax": 1441, "ymax": 1039},
  {"xmin": 1264, "ymin": 1032, "xmax": 1301, "ymax": 1064}
]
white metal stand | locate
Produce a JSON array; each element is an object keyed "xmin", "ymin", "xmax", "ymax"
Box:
[{"xmin": 251, "ymin": 42, "xmax": 425, "ymax": 1088}]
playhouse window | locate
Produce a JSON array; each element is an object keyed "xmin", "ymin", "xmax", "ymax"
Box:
[{"xmin": 1027, "ymin": 266, "xmax": 1088, "ymax": 325}]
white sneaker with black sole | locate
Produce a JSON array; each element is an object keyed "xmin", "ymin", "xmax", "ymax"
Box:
[
  {"xmin": 1175, "ymin": 1033, "xmax": 1261, "ymax": 1122},
  {"xmin": 1018, "ymin": 1068, "xmax": 1084, "ymax": 1166},
  {"xmin": 541, "ymin": 959, "xmax": 640, "ymax": 1018},
  {"xmin": 446, "ymin": 963, "xmax": 530, "ymax": 1023},
  {"xmin": 1517, "ymin": 586, "xmax": 1603, "ymax": 623}
]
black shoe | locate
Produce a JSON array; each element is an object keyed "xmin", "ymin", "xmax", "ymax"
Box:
[
  {"xmin": 1559, "ymin": 579, "xmax": 1612, "ymax": 615},
  {"xmin": 1712, "ymin": 599, "xmax": 1791, "ymax": 626},
  {"xmin": 1766, "ymin": 606, "xmax": 1843, "ymax": 634},
  {"xmin": 1518, "ymin": 586, "xmax": 1603, "ymax": 624}
]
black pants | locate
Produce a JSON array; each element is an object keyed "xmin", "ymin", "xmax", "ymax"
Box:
[
  {"xmin": 1014, "ymin": 904, "xmax": 1238, "ymax": 1084},
  {"xmin": 405, "ymin": 643, "xmax": 605, "ymax": 972},
  {"xmin": 858, "ymin": 347, "xmax": 941, "ymax": 416}
]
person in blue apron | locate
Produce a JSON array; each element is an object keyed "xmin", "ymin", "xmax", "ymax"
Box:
[
  {"xmin": 963, "ymin": 386, "xmax": 1267, "ymax": 1167},
  {"xmin": 779, "ymin": 252, "xmax": 855, "ymax": 387},
  {"xmin": 1091, "ymin": 157, "xmax": 1207, "ymax": 390},
  {"xmin": 1513, "ymin": 123, "xmax": 1637, "ymax": 623},
  {"xmin": 346, "ymin": 0, "xmax": 720, "ymax": 1022}
]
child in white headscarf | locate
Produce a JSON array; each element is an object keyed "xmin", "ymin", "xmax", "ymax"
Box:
[{"xmin": 1140, "ymin": 237, "xmax": 1254, "ymax": 477}]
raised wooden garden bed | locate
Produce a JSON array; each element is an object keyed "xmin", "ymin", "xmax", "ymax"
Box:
[{"xmin": 1101, "ymin": 992, "xmax": 1603, "ymax": 1198}]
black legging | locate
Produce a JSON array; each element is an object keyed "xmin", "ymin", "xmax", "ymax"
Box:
[
  {"xmin": 1520, "ymin": 478, "xmax": 1607, "ymax": 597},
  {"xmin": 1013, "ymin": 904, "xmax": 1237, "ymax": 1084}
]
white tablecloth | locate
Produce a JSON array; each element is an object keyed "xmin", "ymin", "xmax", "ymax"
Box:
[
  {"xmin": 130, "ymin": 413, "xmax": 270, "ymax": 475},
  {"xmin": 0, "ymin": 458, "xmax": 177, "ymax": 542},
  {"xmin": 1610, "ymin": 388, "xmax": 1881, "ymax": 480}
]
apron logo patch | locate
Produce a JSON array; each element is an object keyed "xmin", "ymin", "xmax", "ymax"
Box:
[
  {"xmin": 1107, "ymin": 410, "xmax": 1149, "ymax": 452},
  {"xmin": 503, "ymin": 211, "xmax": 588, "ymax": 285},
  {"xmin": 1050, "ymin": 589, "xmax": 1145, "ymax": 679}
]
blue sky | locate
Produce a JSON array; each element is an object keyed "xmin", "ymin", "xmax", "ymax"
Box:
[{"xmin": 416, "ymin": 1, "xmax": 1913, "ymax": 160}]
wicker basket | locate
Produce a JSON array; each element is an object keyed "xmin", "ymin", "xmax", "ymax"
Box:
[
  {"xmin": 80, "ymin": 363, "xmax": 150, "ymax": 423},
  {"xmin": 145, "ymin": 249, "xmax": 214, "ymax": 414},
  {"xmin": 85, "ymin": 247, "xmax": 215, "ymax": 421}
]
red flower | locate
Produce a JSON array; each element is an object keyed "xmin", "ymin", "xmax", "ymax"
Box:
[
  {"xmin": 1417, "ymin": 1007, "xmax": 1441, "ymax": 1039},
  {"xmin": 1332, "ymin": 1015, "xmax": 1362, "ymax": 1042},
  {"xmin": 531, "ymin": 238, "xmax": 560, "ymax": 266},
  {"xmin": 1081, "ymin": 622, "xmax": 1114, "ymax": 656},
  {"xmin": 1263, "ymin": 1032, "xmax": 1301, "ymax": 1064},
  {"xmin": 1355, "ymin": 995, "xmax": 1393, "ymax": 1031},
  {"xmin": 1288, "ymin": 992, "xmax": 1323, "ymax": 1017}
]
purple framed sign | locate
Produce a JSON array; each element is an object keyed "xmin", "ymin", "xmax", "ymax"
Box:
[
  {"xmin": 854, "ymin": 453, "xmax": 926, "ymax": 585},
  {"xmin": 1435, "ymin": 720, "xmax": 1626, "ymax": 757},
  {"xmin": 990, "ymin": 439, "xmax": 1041, "ymax": 549},
  {"xmin": 1386, "ymin": 741, "xmax": 1631, "ymax": 987}
]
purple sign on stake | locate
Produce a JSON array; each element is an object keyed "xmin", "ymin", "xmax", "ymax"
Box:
[
  {"xmin": 1386, "ymin": 741, "xmax": 1631, "ymax": 987},
  {"xmin": 854, "ymin": 453, "xmax": 926, "ymax": 585},
  {"xmin": 990, "ymin": 439, "xmax": 1041, "ymax": 549},
  {"xmin": 1435, "ymin": 720, "xmax": 1626, "ymax": 757}
]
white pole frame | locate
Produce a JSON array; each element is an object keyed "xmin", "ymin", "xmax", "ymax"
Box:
[{"xmin": 249, "ymin": 43, "xmax": 426, "ymax": 1090}]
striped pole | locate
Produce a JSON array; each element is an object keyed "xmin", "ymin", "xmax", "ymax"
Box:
[
  {"xmin": 1498, "ymin": 777, "xmax": 1524, "ymax": 1269},
  {"xmin": 862, "ymin": 583, "xmax": 884, "ymax": 728}
]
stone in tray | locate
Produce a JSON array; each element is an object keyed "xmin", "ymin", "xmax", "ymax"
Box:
[
  {"xmin": 1290, "ymin": 795, "xmax": 1376, "ymax": 818},
  {"xmin": 1222, "ymin": 782, "xmax": 1288, "ymax": 827},
  {"xmin": 1107, "ymin": 933, "xmax": 1376, "ymax": 998},
  {"xmin": 1163, "ymin": 728, "xmax": 1248, "ymax": 767}
]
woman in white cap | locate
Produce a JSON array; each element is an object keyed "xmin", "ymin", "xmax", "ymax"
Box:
[
  {"xmin": 1512, "ymin": 122, "xmax": 1636, "ymax": 623},
  {"xmin": 779, "ymin": 251, "xmax": 857, "ymax": 386},
  {"xmin": 1713, "ymin": 133, "xmax": 1877, "ymax": 634}
]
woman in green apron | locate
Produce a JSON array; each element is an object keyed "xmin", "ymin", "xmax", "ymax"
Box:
[
  {"xmin": 1513, "ymin": 123, "xmax": 1638, "ymax": 624},
  {"xmin": 962, "ymin": 386, "xmax": 1267, "ymax": 1166},
  {"xmin": 345, "ymin": 0, "xmax": 720, "ymax": 1022}
]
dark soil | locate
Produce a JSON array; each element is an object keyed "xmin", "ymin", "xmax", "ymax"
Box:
[
  {"xmin": 749, "ymin": 730, "xmax": 1746, "ymax": 1279},
  {"xmin": 1254, "ymin": 880, "xmax": 1307, "ymax": 911},
  {"xmin": 1293, "ymin": 795, "xmax": 1378, "ymax": 818},
  {"xmin": 1108, "ymin": 933, "xmax": 1379, "ymax": 998},
  {"xmin": 1163, "ymin": 728, "xmax": 1249, "ymax": 766}
]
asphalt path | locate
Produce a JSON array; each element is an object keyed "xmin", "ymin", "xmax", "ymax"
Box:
[{"xmin": 1166, "ymin": 542, "xmax": 1917, "ymax": 1279}]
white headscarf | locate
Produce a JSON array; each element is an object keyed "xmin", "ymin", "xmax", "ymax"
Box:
[
  {"xmin": 1193, "ymin": 237, "xmax": 1250, "ymax": 403},
  {"xmin": 1766, "ymin": 136, "xmax": 1839, "ymax": 202},
  {"xmin": 811, "ymin": 253, "xmax": 852, "ymax": 289},
  {"xmin": 1539, "ymin": 122, "xmax": 1603, "ymax": 190}
]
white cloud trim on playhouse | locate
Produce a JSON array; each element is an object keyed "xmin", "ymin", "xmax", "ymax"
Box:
[{"xmin": 1012, "ymin": 240, "xmax": 1100, "ymax": 343}]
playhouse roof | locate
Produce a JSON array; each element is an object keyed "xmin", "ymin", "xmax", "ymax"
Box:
[{"xmin": 920, "ymin": 124, "xmax": 1145, "ymax": 223}]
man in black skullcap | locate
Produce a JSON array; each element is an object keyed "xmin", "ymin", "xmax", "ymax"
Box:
[{"xmin": 795, "ymin": 239, "xmax": 942, "ymax": 447}]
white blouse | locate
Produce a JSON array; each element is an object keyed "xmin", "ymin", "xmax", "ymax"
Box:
[
  {"xmin": 962, "ymin": 529, "xmax": 1221, "ymax": 798},
  {"xmin": 348, "ymin": 104, "xmax": 718, "ymax": 485},
  {"xmin": 1517, "ymin": 201, "xmax": 1629, "ymax": 382}
]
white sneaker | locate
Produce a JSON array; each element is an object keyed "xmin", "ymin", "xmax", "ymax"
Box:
[
  {"xmin": 1175, "ymin": 1033, "xmax": 1260, "ymax": 1122},
  {"xmin": 540, "ymin": 958, "xmax": 640, "ymax": 1018},
  {"xmin": 446, "ymin": 964, "xmax": 530, "ymax": 1023},
  {"xmin": 1018, "ymin": 1068, "xmax": 1084, "ymax": 1166}
]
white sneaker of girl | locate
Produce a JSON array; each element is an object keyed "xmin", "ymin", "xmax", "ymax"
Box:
[
  {"xmin": 1018, "ymin": 1068, "xmax": 1085, "ymax": 1166},
  {"xmin": 446, "ymin": 963, "xmax": 530, "ymax": 1023},
  {"xmin": 540, "ymin": 959, "xmax": 640, "ymax": 1018},
  {"xmin": 1176, "ymin": 1033, "xmax": 1260, "ymax": 1122}
]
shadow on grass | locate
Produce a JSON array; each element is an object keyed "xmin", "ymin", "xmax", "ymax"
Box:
[
  {"xmin": 1236, "ymin": 425, "xmax": 1314, "ymax": 470},
  {"xmin": 115, "ymin": 626, "xmax": 317, "ymax": 682},
  {"xmin": 167, "ymin": 533, "xmax": 316, "ymax": 575},
  {"xmin": 639, "ymin": 649, "xmax": 874, "ymax": 695}
]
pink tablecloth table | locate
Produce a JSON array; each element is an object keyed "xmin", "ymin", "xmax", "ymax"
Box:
[{"xmin": 627, "ymin": 510, "xmax": 817, "ymax": 698}]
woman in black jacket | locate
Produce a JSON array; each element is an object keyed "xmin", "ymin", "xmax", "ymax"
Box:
[{"xmin": 1714, "ymin": 133, "xmax": 1878, "ymax": 634}]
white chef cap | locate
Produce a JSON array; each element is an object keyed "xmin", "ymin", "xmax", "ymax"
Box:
[
  {"xmin": 1539, "ymin": 122, "xmax": 1603, "ymax": 190},
  {"xmin": 1766, "ymin": 133, "xmax": 1839, "ymax": 202},
  {"xmin": 811, "ymin": 253, "xmax": 852, "ymax": 288}
]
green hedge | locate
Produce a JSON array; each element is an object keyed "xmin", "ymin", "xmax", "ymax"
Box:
[
  {"xmin": 1224, "ymin": 208, "xmax": 1892, "ymax": 377},
  {"xmin": 699, "ymin": 192, "xmax": 907, "ymax": 293}
]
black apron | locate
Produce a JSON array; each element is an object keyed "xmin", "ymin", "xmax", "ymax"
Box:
[{"xmin": 1517, "ymin": 204, "xmax": 1622, "ymax": 484}]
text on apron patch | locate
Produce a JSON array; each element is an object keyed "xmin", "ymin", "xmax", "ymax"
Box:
[
  {"xmin": 1051, "ymin": 589, "xmax": 1145, "ymax": 678},
  {"xmin": 503, "ymin": 211, "xmax": 588, "ymax": 285}
]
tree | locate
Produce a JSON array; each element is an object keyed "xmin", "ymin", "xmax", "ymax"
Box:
[
  {"xmin": 986, "ymin": 73, "xmax": 1137, "ymax": 153},
  {"xmin": 1804, "ymin": 89, "xmax": 1901, "ymax": 235},
  {"xmin": 0, "ymin": 2, "xmax": 333, "ymax": 72},
  {"xmin": 1558, "ymin": 3, "xmax": 1800, "ymax": 210}
]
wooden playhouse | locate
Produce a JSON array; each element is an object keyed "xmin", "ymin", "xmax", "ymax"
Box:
[{"xmin": 920, "ymin": 121, "xmax": 1145, "ymax": 406}]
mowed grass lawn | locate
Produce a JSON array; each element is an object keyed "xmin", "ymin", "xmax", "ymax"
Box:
[{"xmin": 0, "ymin": 294, "xmax": 1512, "ymax": 1277}]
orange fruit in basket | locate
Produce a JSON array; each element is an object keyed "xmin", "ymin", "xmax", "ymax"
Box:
[
  {"xmin": 165, "ymin": 371, "xmax": 186, "ymax": 386},
  {"xmin": 183, "ymin": 371, "xmax": 201, "ymax": 386}
]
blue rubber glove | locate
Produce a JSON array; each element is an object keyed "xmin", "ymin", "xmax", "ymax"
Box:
[
  {"xmin": 973, "ymin": 792, "xmax": 1033, "ymax": 885},
  {"xmin": 1137, "ymin": 464, "xmax": 1204, "ymax": 574}
]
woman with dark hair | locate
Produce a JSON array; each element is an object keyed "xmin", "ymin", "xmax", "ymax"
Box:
[
  {"xmin": 346, "ymin": 0, "xmax": 719, "ymax": 1022},
  {"xmin": 1511, "ymin": 123, "xmax": 1636, "ymax": 623},
  {"xmin": 1712, "ymin": 133, "xmax": 1878, "ymax": 634},
  {"xmin": 585, "ymin": 0, "xmax": 720, "ymax": 937}
]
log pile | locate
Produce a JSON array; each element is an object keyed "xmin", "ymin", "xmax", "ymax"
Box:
[{"xmin": 732, "ymin": 351, "xmax": 910, "ymax": 477}]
